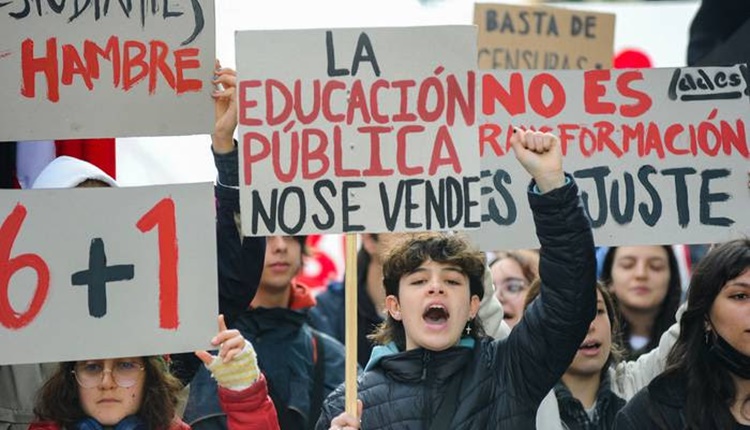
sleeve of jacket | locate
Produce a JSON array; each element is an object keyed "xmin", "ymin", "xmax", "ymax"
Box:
[
  {"xmin": 612, "ymin": 387, "xmax": 654, "ymax": 430},
  {"xmin": 610, "ymin": 302, "xmax": 685, "ymax": 399},
  {"xmin": 314, "ymin": 383, "xmax": 346, "ymax": 430},
  {"xmin": 499, "ymin": 175, "xmax": 597, "ymax": 404},
  {"xmin": 213, "ymin": 146, "xmax": 266, "ymax": 325},
  {"xmin": 219, "ymin": 373, "xmax": 280, "ymax": 430}
]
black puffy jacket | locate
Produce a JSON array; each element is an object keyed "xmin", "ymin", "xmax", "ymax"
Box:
[{"xmin": 316, "ymin": 178, "xmax": 597, "ymax": 430}]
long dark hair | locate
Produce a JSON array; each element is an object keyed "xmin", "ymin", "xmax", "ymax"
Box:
[
  {"xmin": 370, "ymin": 233, "xmax": 486, "ymax": 350},
  {"xmin": 659, "ymin": 239, "xmax": 750, "ymax": 429},
  {"xmin": 34, "ymin": 356, "xmax": 183, "ymax": 429},
  {"xmin": 601, "ymin": 245, "xmax": 682, "ymax": 359}
]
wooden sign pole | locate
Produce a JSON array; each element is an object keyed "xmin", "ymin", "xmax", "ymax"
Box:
[{"xmin": 344, "ymin": 233, "xmax": 359, "ymax": 417}]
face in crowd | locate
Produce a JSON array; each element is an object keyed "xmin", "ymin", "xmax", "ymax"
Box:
[
  {"xmin": 259, "ymin": 236, "xmax": 304, "ymax": 291},
  {"xmin": 709, "ymin": 266, "xmax": 750, "ymax": 357},
  {"xmin": 386, "ymin": 259, "xmax": 480, "ymax": 351},
  {"xmin": 74, "ymin": 357, "xmax": 146, "ymax": 425},
  {"xmin": 607, "ymin": 246, "xmax": 671, "ymax": 314},
  {"xmin": 491, "ymin": 256, "xmax": 531, "ymax": 328},
  {"xmin": 565, "ymin": 288, "xmax": 615, "ymax": 378}
]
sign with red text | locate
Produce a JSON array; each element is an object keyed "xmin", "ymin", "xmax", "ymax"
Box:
[
  {"xmin": 236, "ymin": 26, "xmax": 481, "ymax": 235},
  {"xmin": 470, "ymin": 65, "xmax": 750, "ymax": 251},
  {"xmin": 0, "ymin": 0, "xmax": 215, "ymax": 141},
  {"xmin": 475, "ymin": 3, "xmax": 614, "ymax": 71},
  {"xmin": 0, "ymin": 183, "xmax": 217, "ymax": 365}
]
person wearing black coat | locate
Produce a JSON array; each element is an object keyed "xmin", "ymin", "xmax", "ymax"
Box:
[
  {"xmin": 614, "ymin": 239, "xmax": 750, "ymax": 430},
  {"xmin": 688, "ymin": 0, "xmax": 750, "ymax": 66},
  {"xmin": 318, "ymin": 128, "xmax": 597, "ymax": 430}
]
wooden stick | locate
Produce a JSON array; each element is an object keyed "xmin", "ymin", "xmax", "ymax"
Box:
[{"xmin": 344, "ymin": 233, "xmax": 358, "ymax": 417}]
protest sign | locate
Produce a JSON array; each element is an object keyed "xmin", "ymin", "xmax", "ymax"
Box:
[
  {"xmin": 0, "ymin": 0, "xmax": 215, "ymax": 140},
  {"xmin": 475, "ymin": 3, "xmax": 615, "ymax": 70},
  {"xmin": 0, "ymin": 183, "xmax": 217, "ymax": 365},
  {"xmin": 235, "ymin": 26, "xmax": 481, "ymax": 235},
  {"xmin": 469, "ymin": 65, "xmax": 750, "ymax": 251}
]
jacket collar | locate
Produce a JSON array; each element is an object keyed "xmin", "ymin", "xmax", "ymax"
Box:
[
  {"xmin": 365, "ymin": 338, "xmax": 475, "ymax": 383},
  {"xmin": 288, "ymin": 280, "xmax": 316, "ymax": 310}
]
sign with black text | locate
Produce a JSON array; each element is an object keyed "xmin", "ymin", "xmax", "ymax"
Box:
[
  {"xmin": 475, "ymin": 3, "xmax": 615, "ymax": 70},
  {"xmin": 471, "ymin": 65, "xmax": 750, "ymax": 250},
  {"xmin": 0, "ymin": 183, "xmax": 217, "ymax": 365},
  {"xmin": 236, "ymin": 26, "xmax": 481, "ymax": 235}
]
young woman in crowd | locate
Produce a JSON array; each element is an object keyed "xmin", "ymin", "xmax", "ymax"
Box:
[
  {"xmin": 615, "ymin": 239, "xmax": 750, "ymax": 429},
  {"xmin": 30, "ymin": 316, "xmax": 280, "ymax": 430},
  {"xmin": 525, "ymin": 281, "xmax": 626, "ymax": 429},
  {"xmin": 490, "ymin": 250, "xmax": 538, "ymax": 329},
  {"xmin": 524, "ymin": 270, "xmax": 683, "ymax": 429},
  {"xmin": 601, "ymin": 245, "xmax": 682, "ymax": 360},
  {"xmin": 317, "ymin": 128, "xmax": 598, "ymax": 429}
]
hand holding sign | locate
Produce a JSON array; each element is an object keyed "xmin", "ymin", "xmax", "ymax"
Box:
[
  {"xmin": 212, "ymin": 60, "xmax": 238, "ymax": 154},
  {"xmin": 510, "ymin": 127, "xmax": 565, "ymax": 193}
]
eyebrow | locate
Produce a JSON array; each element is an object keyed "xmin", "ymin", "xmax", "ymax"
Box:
[
  {"xmin": 408, "ymin": 265, "xmax": 465, "ymax": 276},
  {"xmin": 618, "ymin": 255, "xmax": 667, "ymax": 262}
]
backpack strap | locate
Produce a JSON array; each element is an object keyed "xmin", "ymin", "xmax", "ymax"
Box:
[{"xmin": 308, "ymin": 329, "xmax": 327, "ymax": 430}]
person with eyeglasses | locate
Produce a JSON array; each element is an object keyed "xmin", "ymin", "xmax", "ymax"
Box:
[
  {"xmin": 489, "ymin": 251, "xmax": 538, "ymax": 329},
  {"xmin": 28, "ymin": 316, "xmax": 280, "ymax": 430}
]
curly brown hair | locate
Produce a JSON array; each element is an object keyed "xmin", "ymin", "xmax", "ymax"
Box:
[
  {"xmin": 369, "ymin": 232, "xmax": 487, "ymax": 350},
  {"xmin": 33, "ymin": 356, "xmax": 183, "ymax": 429}
]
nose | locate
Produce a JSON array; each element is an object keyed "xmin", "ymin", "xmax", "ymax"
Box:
[
  {"xmin": 587, "ymin": 320, "xmax": 596, "ymax": 333},
  {"xmin": 495, "ymin": 283, "xmax": 508, "ymax": 302},
  {"xmin": 99, "ymin": 369, "xmax": 117, "ymax": 390},
  {"xmin": 634, "ymin": 260, "xmax": 648, "ymax": 278},
  {"xmin": 267, "ymin": 236, "xmax": 287, "ymax": 252},
  {"xmin": 427, "ymin": 278, "xmax": 445, "ymax": 295}
]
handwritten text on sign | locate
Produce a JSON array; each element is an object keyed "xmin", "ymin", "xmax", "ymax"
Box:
[
  {"xmin": 0, "ymin": 0, "xmax": 215, "ymax": 140},
  {"xmin": 0, "ymin": 183, "xmax": 217, "ymax": 365},
  {"xmin": 236, "ymin": 27, "xmax": 481, "ymax": 235},
  {"xmin": 469, "ymin": 66, "xmax": 750, "ymax": 251},
  {"xmin": 475, "ymin": 3, "xmax": 615, "ymax": 71}
]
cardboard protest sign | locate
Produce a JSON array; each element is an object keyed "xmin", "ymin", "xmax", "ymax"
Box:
[
  {"xmin": 0, "ymin": 0, "xmax": 215, "ymax": 141},
  {"xmin": 235, "ymin": 26, "xmax": 481, "ymax": 235},
  {"xmin": 0, "ymin": 183, "xmax": 217, "ymax": 365},
  {"xmin": 468, "ymin": 65, "xmax": 750, "ymax": 251},
  {"xmin": 475, "ymin": 3, "xmax": 615, "ymax": 71}
]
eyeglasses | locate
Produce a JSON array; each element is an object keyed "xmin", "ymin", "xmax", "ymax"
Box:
[
  {"xmin": 497, "ymin": 278, "xmax": 528, "ymax": 296},
  {"xmin": 72, "ymin": 360, "xmax": 145, "ymax": 388}
]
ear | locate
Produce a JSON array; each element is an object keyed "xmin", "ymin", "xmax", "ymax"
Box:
[
  {"xmin": 385, "ymin": 295, "xmax": 402, "ymax": 320},
  {"xmin": 469, "ymin": 295, "xmax": 481, "ymax": 319}
]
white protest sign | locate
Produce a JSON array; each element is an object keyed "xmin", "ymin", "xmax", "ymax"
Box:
[
  {"xmin": 0, "ymin": 0, "xmax": 215, "ymax": 141},
  {"xmin": 470, "ymin": 65, "xmax": 750, "ymax": 251},
  {"xmin": 0, "ymin": 183, "xmax": 217, "ymax": 365},
  {"xmin": 235, "ymin": 26, "xmax": 481, "ymax": 235}
]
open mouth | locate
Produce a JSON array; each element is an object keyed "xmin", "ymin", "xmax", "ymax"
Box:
[
  {"xmin": 579, "ymin": 340, "xmax": 602, "ymax": 352},
  {"xmin": 423, "ymin": 305, "xmax": 449, "ymax": 324}
]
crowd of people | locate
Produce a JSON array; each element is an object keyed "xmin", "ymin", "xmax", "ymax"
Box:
[{"xmin": 1, "ymin": 0, "xmax": 749, "ymax": 428}]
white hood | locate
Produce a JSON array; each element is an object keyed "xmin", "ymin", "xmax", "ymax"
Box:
[{"xmin": 31, "ymin": 156, "xmax": 118, "ymax": 189}]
